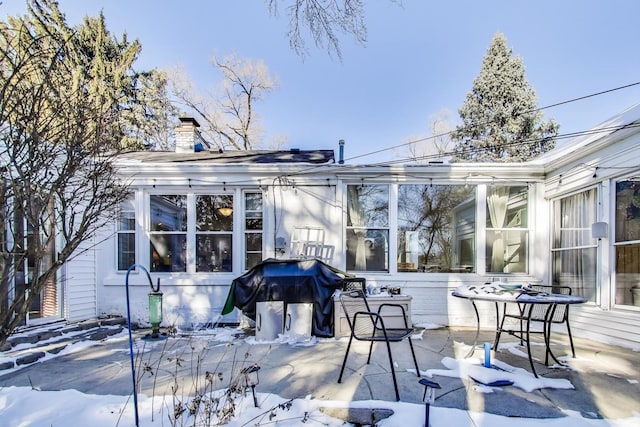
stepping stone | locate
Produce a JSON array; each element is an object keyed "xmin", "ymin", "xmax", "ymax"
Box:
[
  {"xmin": 16, "ymin": 352, "xmax": 46, "ymax": 365},
  {"xmin": 319, "ymin": 407, "xmax": 394, "ymax": 425},
  {"xmin": 0, "ymin": 361, "xmax": 15, "ymax": 370},
  {"xmin": 89, "ymin": 327, "xmax": 122, "ymax": 341}
]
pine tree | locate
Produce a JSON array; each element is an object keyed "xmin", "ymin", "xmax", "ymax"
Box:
[
  {"xmin": 452, "ymin": 32, "xmax": 559, "ymax": 162},
  {"xmin": 0, "ymin": 0, "xmax": 151, "ymax": 345}
]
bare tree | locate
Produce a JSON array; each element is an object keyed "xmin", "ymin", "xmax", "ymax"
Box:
[
  {"xmin": 169, "ymin": 53, "xmax": 277, "ymax": 150},
  {"xmin": 406, "ymin": 109, "xmax": 456, "ymax": 163},
  {"xmin": 268, "ymin": 0, "xmax": 367, "ymax": 60},
  {"xmin": 0, "ymin": 0, "xmax": 137, "ymax": 345}
]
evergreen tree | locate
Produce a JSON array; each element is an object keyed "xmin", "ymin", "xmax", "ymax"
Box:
[
  {"xmin": 0, "ymin": 0, "xmax": 158, "ymax": 345},
  {"xmin": 452, "ymin": 32, "xmax": 559, "ymax": 162}
]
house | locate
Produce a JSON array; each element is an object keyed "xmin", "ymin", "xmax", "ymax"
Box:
[{"xmin": 22, "ymin": 106, "xmax": 640, "ymax": 349}]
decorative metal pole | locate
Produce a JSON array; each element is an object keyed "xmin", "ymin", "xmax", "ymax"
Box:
[{"xmin": 125, "ymin": 264, "xmax": 155, "ymax": 427}]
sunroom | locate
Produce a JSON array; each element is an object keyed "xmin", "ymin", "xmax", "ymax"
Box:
[{"xmin": 95, "ymin": 106, "xmax": 640, "ymax": 349}]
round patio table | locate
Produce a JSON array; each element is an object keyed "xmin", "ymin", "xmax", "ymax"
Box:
[{"xmin": 452, "ymin": 283, "xmax": 586, "ymax": 377}]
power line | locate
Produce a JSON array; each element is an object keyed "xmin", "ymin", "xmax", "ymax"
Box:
[
  {"xmin": 535, "ymin": 81, "xmax": 640, "ymax": 112},
  {"xmin": 371, "ymin": 122, "xmax": 640, "ymax": 167},
  {"xmin": 140, "ymin": 82, "xmax": 640, "ymax": 187},
  {"xmin": 342, "ymin": 80, "xmax": 640, "ymax": 164},
  {"xmin": 166, "ymin": 120, "xmax": 640, "ymax": 188}
]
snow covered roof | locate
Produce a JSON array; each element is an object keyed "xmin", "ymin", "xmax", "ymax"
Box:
[
  {"xmin": 118, "ymin": 149, "xmax": 335, "ymax": 164},
  {"xmin": 529, "ymin": 102, "xmax": 640, "ymax": 169}
]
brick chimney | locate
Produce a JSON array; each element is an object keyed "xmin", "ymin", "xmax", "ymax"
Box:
[{"xmin": 175, "ymin": 117, "xmax": 209, "ymax": 153}]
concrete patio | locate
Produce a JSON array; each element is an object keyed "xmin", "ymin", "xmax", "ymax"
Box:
[{"xmin": 0, "ymin": 320, "xmax": 639, "ymax": 423}]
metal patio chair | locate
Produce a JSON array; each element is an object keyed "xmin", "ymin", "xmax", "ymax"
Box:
[
  {"xmin": 494, "ymin": 284, "xmax": 576, "ymax": 365},
  {"xmin": 337, "ymin": 287, "xmax": 420, "ymax": 401}
]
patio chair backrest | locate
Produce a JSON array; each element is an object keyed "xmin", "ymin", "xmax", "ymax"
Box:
[
  {"xmin": 339, "ymin": 290, "xmax": 377, "ymax": 338},
  {"xmin": 529, "ymin": 285, "xmax": 572, "ymax": 323},
  {"xmin": 341, "ymin": 277, "xmax": 366, "ymax": 293}
]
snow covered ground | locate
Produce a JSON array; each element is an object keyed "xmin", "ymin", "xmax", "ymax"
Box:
[
  {"xmin": 1, "ymin": 382, "xmax": 638, "ymax": 427},
  {"xmin": 1, "ymin": 325, "xmax": 639, "ymax": 426}
]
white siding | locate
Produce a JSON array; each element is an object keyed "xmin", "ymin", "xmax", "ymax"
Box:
[
  {"xmin": 570, "ymin": 305, "xmax": 640, "ymax": 349},
  {"xmin": 63, "ymin": 237, "xmax": 98, "ymax": 321},
  {"xmin": 541, "ymin": 108, "xmax": 640, "ymax": 349}
]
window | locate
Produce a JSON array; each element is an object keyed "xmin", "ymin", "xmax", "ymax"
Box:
[
  {"xmin": 149, "ymin": 195, "xmax": 187, "ymax": 272},
  {"xmin": 145, "ymin": 190, "xmax": 263, "ymax": 274},
  {"xmin": 116, "ymin": 196, "xmax": 136, "ymax": 271},
  {"xmin": 551, "ymin": 189, "xmax": 597, "ymax": 302},
  {"xmin": 195, "ymin": 195, "xmax": 233, "ymax": 272},
  {"xmin": 244, "ymin": 192, "xmax": 263, "ymax": 270},
  {"xmin": 346, "ymin": 184, "xmax": 389, "ymax": 272},
  {"xmin": 614, "ymin": 179, "xmax": 640, "ymax": 306},
  {"xmin": 486, "ymin": 185, "xmax": 529, "ymax": 273},
  {"xmin": 12, "ymin": 198, "xmax": 58, "ymax": 320},
  {"xmin": 397, "ymin": 184, "xmax": 476, "ymax": 272}
]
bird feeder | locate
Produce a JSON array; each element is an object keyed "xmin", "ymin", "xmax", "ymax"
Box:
[{"xmin": 148, "ymin": 278, "xmax": 164, "ymax": 339}]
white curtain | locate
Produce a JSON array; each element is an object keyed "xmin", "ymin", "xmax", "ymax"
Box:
[
  {"xmin": 487, "ymin": 187, "xmax": 509, "ymax": 272},
  {"xmin": 556, "ymin": 189, "xmax": 596, "ymax": 299},
  {"xmin": 347, "ymin": 186, "xmax": 367, "ymax": 270}
]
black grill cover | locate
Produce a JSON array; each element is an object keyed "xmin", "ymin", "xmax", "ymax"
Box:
[{"xmin": 222, "ymin": 258, "xmax": 351, "ymax": 337}]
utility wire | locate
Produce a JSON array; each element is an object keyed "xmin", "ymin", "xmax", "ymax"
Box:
[
  {"xmin": 176, "ymin": 121, "xmax": 640, "ymax": 188},
  {"xmin": 154, "ymin": 81, "xmax": 640, "ymax": 187},
  {"xmin": 342, "ymin": 80, "xmax": 640, "ymax": 164}
]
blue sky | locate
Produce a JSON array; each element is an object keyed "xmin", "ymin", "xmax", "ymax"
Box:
[{"xmin": 3, "ymin": 1, "xmax": 640, "ymax": 163}]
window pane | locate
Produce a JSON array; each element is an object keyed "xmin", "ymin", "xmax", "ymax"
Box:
[
  {"xmin": 486, "ymin": 230, "xmax": 528, "ymax": 273},
  {"xmin": 150, "ymin": 234, "xmax": 186, "ymax": 272},
  {"xmin": 486, "ymin": 185, "xmax": 528, "ymax": 273},
  {"xmin": 150, "ymin": 195, "xmax": 187, "ymax": 231},
  {"xmin": 551, "ymin": 189, "xmax": 598, "ymax": 302},
  {"xmin": 346, "ymin": 229, "xmax": 389, "ymax": 272},
  {"xmin": 245, "ymin": 193, "xmax": 262, "ymax": 211},
  {"xmin": 117, "ymin": 198, "xmax": 135, "ymax": 231},
  {"xmin": 245, "ymin": 212, "xmax": 263, "ymax": 230},
  {"xmin": 245, "ymin": 233, "xmax": 263, "ymax": 271},
  {"xmin": 246, "ymin": 252, "xmax": 263, "ymax": 270},
  {"xmin": 615, "ymin": 244, "xmax": 640, "ymax": 306},
  {"xmin": 244, "ymin": 192, "xmax": 263, "ymax": 270},
  {"xmin": 615, "ymin": 180, "xmax": 640, "ymax": 242},
  {"xmin": 486, "ymin": 185, "xmax": 528, "ymax": 228},
  {"xmin": 196, "ymin": 195, "xmax": 233, "ymax": 231},
  {"xmin": 245, "ymin": 233, "xmax": 262, "ymax": 251},
  {"xmin": 552, "ymin": 247, "xmax": 597, "ymax": 303},
  {"xmin": 553, "ymin": 189, "xmax": 597, "ymax": 249},
  {"xmin": 117, "ymin": 233, "xmax": 136, "ymax": 271},
  {"xmin": 117, "ymin": 211, "xmax": 135, "ymax": 232},
  {"xmin": 615, "ymin": 179, "xmax": 640, "ymax": 306},
  {"xmin": 347, "ymin": 185, "xmax": 389, "ymax": 228},
  {"xmin": 397, "ymin": 184, "xmax": 476, "ymax": 273},
  {"xmin": 196, "ymin": 235, "xmax": 232, "ymax": 272},
  {"xmin": 117, "ymin": 196, "xmax": 136, "ymax": 271}
]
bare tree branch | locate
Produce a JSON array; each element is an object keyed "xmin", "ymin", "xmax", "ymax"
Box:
[
  {"xmin": 169, "ymin": 53, "xmax": 277, "ymax": 150},
  {"xmin": 0, "ymin": 0, "xmax": 139, "ymax": 345},
  {"xmin": 268, "ymin": 0, "xmax": 367, "ymax": 60}
]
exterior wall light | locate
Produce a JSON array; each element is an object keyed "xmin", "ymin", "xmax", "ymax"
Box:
[{"xmin": 591, "ymin": 222, "xmax": 608, "ymax": 240}]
